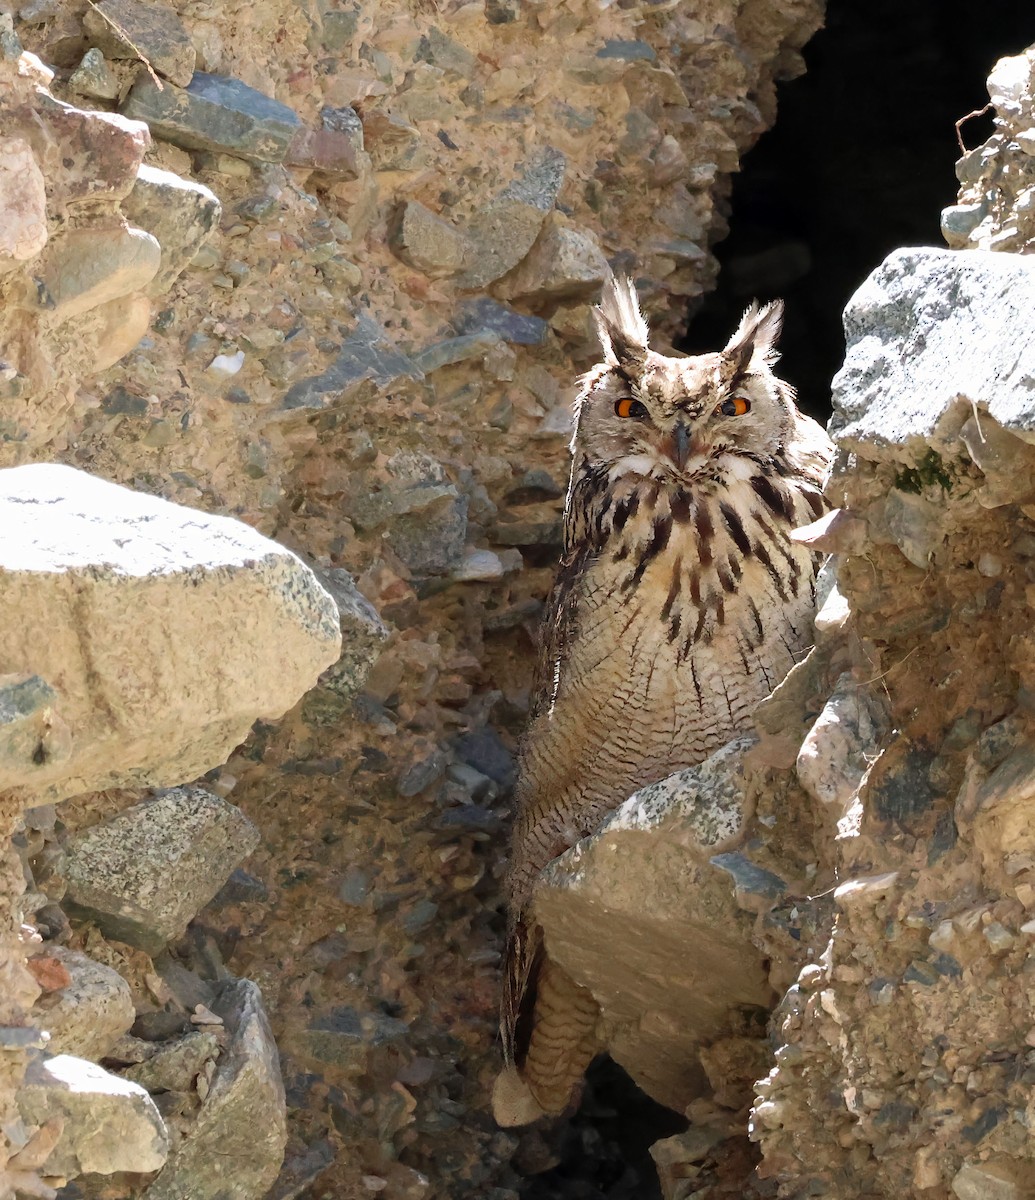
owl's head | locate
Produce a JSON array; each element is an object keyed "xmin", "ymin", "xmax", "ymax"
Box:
[{"xmin": 573, "ymin": 274, "xmax": 799, "ymax": 483}]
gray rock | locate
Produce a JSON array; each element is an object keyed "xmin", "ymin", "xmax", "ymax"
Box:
[
  {"xmin": 144, "ymin": 979, "xmax": 287, "ymax": 1200},
  {"xmin": 0, "ymin": 464, "xmax": 341, "ymax": 802},
  {"xmin": 534, "ymin": 737, "xmax": 773, "ymax": 1112},
  {"xmin": 83, "ymin": 0, "xmax": 195, "ymax": 85},
  {"xmin": 412, "ymin": 331, "xmax": 499, "ymax": 374},
  {"xmin": 18, "ymin": 1052, "xmax": 169, "ymax": 1177},
  {"xmin": 319, "ymin": 104, "xmax": 364, "ymax": 150},
  {"xmin": 205, "ymin": 868, "xmax": 268, "ymax": 902},
  {"xmin": 504, "ymin": 469, "xmax": 564, "ymax": 505},
  {"xmin": 318, "ymin": 7, "xmax": 358, "ymax": 51},
  {"xmin": 387, "ymin": 490, "xmax": 468, "ymax": 576},
  {"xmin": 266, "ymin": 1138, "xmax": 336, "ymax": 1200},
  {"xmin": 830, "ymin": 248, "xmax": 1035, "ymax": 458},
  {"xmin": 450, "ymin": 548, "xmax": 506, "ymax": 582},
  {"xmin": 452, "ymin": 727, "xmax": 515, "ymax": 788},
  {"xmin": 389, "ymin": 200, "xmax": 472, "ymax": 278},
  {"xmin": 597, "ymin": 38, "xmax": 656, "ymax": 62},
  {"xmin": 456, "ymin": 146, "xmax": 566, "ymax": 289},
  {"xmin": 123, "ymin": 1029, "xmax": 220, "ymax": 1092},
  {"xmin": 952, "ymin": 1160, "xmax": 1027, "ymax": 1200},
  {"xmin": 796, "ymin": 672, "xmax": 889, "ymax": 809},
  {"xmin": 123, "ymin": 72, "xmax": 302, "ymax": 163},
  {"xmin": 300, "ymin": 1006, "xmax": 409, "ymax": 1071},
  {"xmin": 302, "ymin": 568, "xmax": 388, "ymax": 724},
  {"xmin": 397, "ymin": 748, "xmax": 448, "ymax": 797},
  {"xmin": 282, "ymin": 315, "xmax": 421, "ymax": 410},
  {"xmin": 64, "ymin": 786, "xmax": 260, "ymax": 954},
  {"xmin": 31, "ymin": 947, "xmax": 135, "ymax": 1060},
  {"xmin": 485, "ymin": 0, "xmax": 520, "ymax": 23},
  {"xmin": 496, "ymin": 215, "xmax": 609, "ymax": 301},
  {"xmin": 709, "ymin": 852, "xmax": 787, "ymax": 907},
  {"xmin": 417, "ymin": 27, "xmax": 477, "ymax": 79},
  {"xmin": 454, "ymin": 297, "xmax": 549, "ymax": 345},
  {"xmin": 68, "ymin": 47, "xmax": 120, "ymax": 100},
  {"xmin": 121, "ymin": 164, "xmax": 221, "ymax": 294}
]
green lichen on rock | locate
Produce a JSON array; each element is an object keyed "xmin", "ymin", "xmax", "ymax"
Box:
[{"xmin": 893, "ymin": 448, "xmax": 955, "ymax": 495}]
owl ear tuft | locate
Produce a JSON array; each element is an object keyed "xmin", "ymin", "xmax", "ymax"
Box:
[
  {"xmin": 594, "ymin": 272, "xmax": 650, "ymax": 371},
  {"xmin": 724, "ymin": 299, "xmax": 784, "ymax": 371}
]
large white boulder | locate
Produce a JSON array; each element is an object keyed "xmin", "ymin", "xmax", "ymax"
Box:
[{"xmin": 0, "ymin": 463, "xmax": 341, "ymax": 801}]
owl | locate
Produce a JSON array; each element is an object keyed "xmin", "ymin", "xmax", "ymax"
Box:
[{"xmin": 493, "ymin": 274, "xmax": 833, "ymax": 1127}]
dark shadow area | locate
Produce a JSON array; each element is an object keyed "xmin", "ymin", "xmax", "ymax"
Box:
[
  {"xmin": 680, "ymin": 0, "xmax": 1035, "ymax": 425},
  {"xmin": 517, "ymin": 1057, "xmax": 687, "ymax": 1199}
]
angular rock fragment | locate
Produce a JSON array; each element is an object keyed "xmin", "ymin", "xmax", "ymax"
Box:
[
  {"xmin": 830, "ymin": 248, "xmax": 1035, "ymax": 458},
  {"xmin": 534, "ymin": 737, "xmax": 773, "ymax": 1111},
  {"xmin": 120, "ymin": 164, "xmax": 221, "ymax": 294},
  {"xmin": 282, "ymin": 315, "xmax": 421, "ymax": 411},
  {"xmin": 796, "ymin": 672, "xmax": 888, "ymax": 809},
  {"xmin": 0, "ymin": 464, "xmax": 340, "ymax": 802},
  {"xmin": 68, "ymin": 47, "xmax": 120, "ymax": 100},
  {"xmin": 83, "ymin": 0, "xmax": 196, "ymax": 86},
  {"xmin": 302, "ymin": 568, "xmax": 388, "ymax": 724},
  {"xmin": 389, "ymin": 201, "xmax": 472, "ymax": 278},
  {"xmin": 456, "ymin": 146, "xmax": 567, "ymax": 289},
  {"xmin": 64, "ymin": 786, "xmax": 260, "ymax": 954},
  {"xmin": 123, "ymin": 1029, "xmax": 220, "ymax": 1092},
  {"xmin": 454, "ymin": 296, "xmax": 549, "ymax": 345},
  {"xmin": 30, "ymin": 947, "xmax": 134, "ymax": 1059},
  {"xmin": 284, "ymin": 125, "xmax": 365, "ymax": 179},
  {"xmin": 496, "ymin": 214, "xmax": 609, "ymax": 301},
  {"xmin": 18, "ymin": 1052, "xmax": 169, "ymax": 1177},
  {"xmin": 124, "ymin": 72, "xmax": 302, "ymax": 163},
  {"xmin": 35, "ymin": 225, "xmax": 160, "ymax": 319},
  {"xmin": 144, "ymin": 979, "xmax": 287, "ymax": 1200}
]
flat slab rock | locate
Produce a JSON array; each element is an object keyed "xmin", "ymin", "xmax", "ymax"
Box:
[
  {"xmin": 830, "ymin": 247, "xmax": 1035, "ymax": 455},
  {"xmin": 0, "ymin": 463, "xmax": 340, "ymax": 801},
  {"xmin": 123, "ymin": 72, "xmax": 301, "ymax": 163},
  {"xmin": 64, "ymin": 786, "xmax": 261, "ymax": 954},
  {"xmin": 18, "ymin": 1052, "xmax": 169, "ymax": 1178},
  {"xmin": 144, "ymin": 979, "xmax": 287, "ymax": 1200},
  {"xmin": 534, "ymin": 737, "xmax": 775, "ymax": 1112}
]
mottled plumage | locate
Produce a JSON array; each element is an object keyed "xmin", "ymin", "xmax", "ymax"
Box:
[{"xmin": 493, "ymin": 275, "xmax": 833, "ymax": 1127}]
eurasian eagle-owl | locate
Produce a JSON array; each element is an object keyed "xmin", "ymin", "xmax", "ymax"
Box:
[{"xmin": 494, "ymin": 274, "xmax": 833, "ymax": 1126}]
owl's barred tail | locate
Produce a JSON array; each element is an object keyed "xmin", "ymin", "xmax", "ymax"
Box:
[{"xmin": 494, "ymin": 950, "xmax": 602, "ymax": 1127}]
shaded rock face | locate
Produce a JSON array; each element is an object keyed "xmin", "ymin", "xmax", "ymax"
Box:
[
  {"xmin": 0, "ymin": 0, "xmax": 837, "ymax": 1192},
  {"xmin": 749, "ymin": 245, "xmax": 1035, "ymax": 1198}
]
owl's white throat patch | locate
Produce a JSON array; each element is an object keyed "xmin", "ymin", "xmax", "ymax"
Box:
[{"xmin": 608, "ymin": 448, "xmax": 721, "ymax": 484}]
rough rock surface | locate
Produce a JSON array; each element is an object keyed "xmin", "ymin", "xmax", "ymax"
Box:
[
  {"xmin": 0, "ymin": 0, "xmax": 848, "ymax": 1194},
  {"xmin": 144, "ymin": 979, "xmax": 287, "ymax": 1200},
  {"xmin": 749, "ymin": 244, "xmax": 1035, "ymax": 1198},
  {"xmin": 63, "ymin": 787, "xmax": 261, "ymax": 953},
  {"xmin": 0, "ymin": 463, "xmax": 341, "ymax": 802},
  {"xmin": 536, "ymin": 738, "xmax": 785, "ymax": 1113},
  {"xmin": 943, "ymin": 46, "xmax": 1035, "ymax": 255},
  {"xmin": 30, "ymin": 946, "xmax": 135, "ymax": 1059},
  {"xmin": 18, "ymin": 1052, "xmax": 169, "ymax": 1178}
]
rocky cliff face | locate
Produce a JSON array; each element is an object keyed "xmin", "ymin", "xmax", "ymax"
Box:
[
  {"xmin": 0, "ymin": 0, "xmax": 826, "ymax": 1196},
  {"xmin": 5, "ymin": 1, "xmax": 1035, "ymax": 1198}
]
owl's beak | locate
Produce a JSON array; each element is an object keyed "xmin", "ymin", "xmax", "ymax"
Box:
[{"xmin": 669, "ymin": 422, "xmax": 691, "ymax": 471}]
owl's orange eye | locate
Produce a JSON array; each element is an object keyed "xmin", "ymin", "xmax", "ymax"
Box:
[
  {"xmin": 716, "ymin": 396, "xmax": 751, "ymax": 417},
  {"xmin": 615, "ymin": 398, "xmax": 649, "ymax": 419}
]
